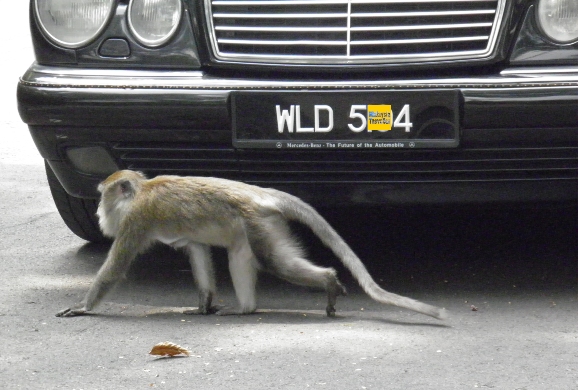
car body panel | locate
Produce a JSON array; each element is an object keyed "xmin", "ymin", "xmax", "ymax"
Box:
[{"xmin": 17, "ymin": 0, "xmax": 578, "ymax": 207}]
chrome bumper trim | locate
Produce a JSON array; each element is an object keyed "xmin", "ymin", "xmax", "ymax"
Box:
[{"xmin": 20, "ymin": 64, "xmax": 578, "ymax": 90}]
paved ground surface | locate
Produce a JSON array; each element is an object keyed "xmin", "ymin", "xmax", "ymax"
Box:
[
  {"xmin": 1, "ymin": 154, "xmax": 576, "ymax": 389},
  {"xmin": 1, "ymin": 4, "xmax": 577, "ymax": 388}
]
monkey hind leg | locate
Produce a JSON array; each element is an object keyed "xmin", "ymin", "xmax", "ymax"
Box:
[
  {"xmin": 274, "ymin": 259, "xmax": 347, "ymax": 317},
  {"xmin": 218, "ymin": 231, "xmax": 260, "ymax": 316},
  {"xmin": 217, "ymin": 259, "xmax": 258, "ymax": 316},
  {"xmin": 264, "ymin": 230, "xmax": 347, "ymax": 317}
]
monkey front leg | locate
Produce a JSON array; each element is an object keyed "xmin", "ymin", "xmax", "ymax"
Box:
[
  {"xmin": 56, "ymin": 236, "xmax": 142, "ymax": 317},
  {"xmin": 183, "ymin": 243, "xmax": 222, "ymax": 315},
  {"xmin": 56, "ymin": 278, "xmax": 118, "ymax": 317}
]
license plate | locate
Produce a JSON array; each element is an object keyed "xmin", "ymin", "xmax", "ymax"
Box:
[{"xmin": 232, "ymin": 90, "xmax": 460, "ymax": 149}]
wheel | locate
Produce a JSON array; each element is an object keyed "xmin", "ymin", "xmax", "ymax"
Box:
[{"xmin": 45, "ymin": 161, "xmax": 107, "ymax": 243}]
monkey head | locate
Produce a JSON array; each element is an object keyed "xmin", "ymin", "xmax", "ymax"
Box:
[{"xmin": 96, "ymin": 170, "xmax": 146, "ymax": 238}]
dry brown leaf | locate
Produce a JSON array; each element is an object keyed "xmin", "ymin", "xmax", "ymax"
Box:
[{"xmin": 149, "ymin": 342, "xmax": 191, "ymax": 357}]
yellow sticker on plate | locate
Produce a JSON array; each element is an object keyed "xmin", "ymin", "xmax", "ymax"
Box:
[{"xmin": 367, "ymin": 105, "xmax": 392, "ymax": 131}]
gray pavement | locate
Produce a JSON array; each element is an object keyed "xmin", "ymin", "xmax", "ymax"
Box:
[{"xmin": 1, "ymin": 150, "xmax": 577, "ymax": 389}]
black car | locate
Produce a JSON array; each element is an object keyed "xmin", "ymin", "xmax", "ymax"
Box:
[{"xmin": 17, "ymin": 0, "xmax": 578, "ymax": 242}]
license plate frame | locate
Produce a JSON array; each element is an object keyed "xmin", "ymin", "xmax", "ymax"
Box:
[{"xmin": 232, "ymin": 90, "xmax": 460, "ymax": 149}]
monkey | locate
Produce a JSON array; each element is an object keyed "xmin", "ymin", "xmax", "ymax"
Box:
[{"xmin": 56, "ymin": 170, "xmax": 447, "ymax": 320}]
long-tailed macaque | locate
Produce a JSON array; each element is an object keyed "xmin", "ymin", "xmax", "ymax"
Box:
[{"xmin": 57, "ymin": 170, "xmax": 447, "ymax": 320}]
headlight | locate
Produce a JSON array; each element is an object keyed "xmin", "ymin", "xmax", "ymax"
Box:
[
  {"xmin": 537, "ymin": 0, "xmax": 578, "ymax": 43},
  {"xmin": 128, "ymin": 0, "xmax": 182, "ymax": 48},
  {"xmin": 35, "ymin": 0, "xmax": 115, "ymax": 48}
]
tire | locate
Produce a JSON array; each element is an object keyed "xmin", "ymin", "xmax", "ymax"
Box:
[{"xmin": 45, "ymin": 161, "xmax": 107, "ymax": 243}]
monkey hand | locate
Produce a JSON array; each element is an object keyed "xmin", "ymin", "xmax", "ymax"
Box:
[{"xmin": 56, "ymin": 305, "xmax": 89, "ymax": 317}]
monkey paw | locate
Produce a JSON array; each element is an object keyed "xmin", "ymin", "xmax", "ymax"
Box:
[
  {"xmin": 56, "ymin": 306, "xmax": 88, "ymax": 317},
  {"xmin": 183, "ymin": 305, "xmax": 224, "ymax": 315},
  {"xmin": 214, "ymin": 306, "xmax": 256, "ymax": 316},
  {"xmin": 326, "ymin": 306, "xmax": 337, "ymax": 317}
]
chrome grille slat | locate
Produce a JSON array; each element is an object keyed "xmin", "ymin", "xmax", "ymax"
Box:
[
  {"xmin": 213, "ymin": 13, "xmax": 348, "ymax": 18},
  {"xmin": 350, "ymin": 22, "xmax": 493, "ymax": 31},
  {"xmin": 352, "ymin": 36, "xmax": 490, "ymax": 45},
  {"xmin": 205, "ymin": 0, "xmax": 505, "ymax": 64},
  {"xmin": 352, "ymin": 10, "xmax": 496, "ymax": 17},
  {"xmin": 218, "ymin": 39, "xmax": 348, "ymax": 45}
]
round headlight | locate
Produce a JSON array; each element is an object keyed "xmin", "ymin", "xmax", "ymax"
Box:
[
  {"xmin": 537, "ymin": 0, "xmax": 578, "ymax": 44},
  {"xmin": 35, "ymin": 0, "xmax": 116, "ymax": 48},
  {"xmin": 128, "ymin": 0, "xmax": 182, "ymax": 48}
]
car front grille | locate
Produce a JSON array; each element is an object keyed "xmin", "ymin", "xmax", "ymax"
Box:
[
  {"xmin": 205, "ymin": 0, "xmax": 506, "ymax": 64},
  {"xmin": 112, "ymin": 142, "xmax": 578, "ymax": 185}
]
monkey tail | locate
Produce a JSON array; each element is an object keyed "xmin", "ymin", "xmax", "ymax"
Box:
[{"xmin": 272, "ymin": 191, "xmax": 448, "ymax": 320}]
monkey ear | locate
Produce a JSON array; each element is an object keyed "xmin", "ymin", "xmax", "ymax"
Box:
[{"xmin": 117, "ymin": 179, "xmax": 136, "ymax": 199}]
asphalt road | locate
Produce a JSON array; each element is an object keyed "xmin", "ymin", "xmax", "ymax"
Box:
[{"xmin": 1, "ymin": 4, "xmax": 577, "ymax": 389}]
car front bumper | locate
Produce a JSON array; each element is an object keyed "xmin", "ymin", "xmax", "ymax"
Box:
[{"xmin": 17, "ymin": 64, "xmax": 578, "ymax": 205}]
